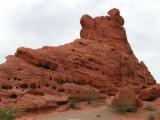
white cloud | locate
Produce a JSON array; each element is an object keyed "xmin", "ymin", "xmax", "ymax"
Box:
[{"xmin": 0, "ymin": 0, "xmax": 159, "ymax": 82}]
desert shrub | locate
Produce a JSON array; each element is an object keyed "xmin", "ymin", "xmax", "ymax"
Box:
[
  {"xmin": 85, "ymin": 93, "xmax": 99, "ymax": 104},
  {"xmin": 0, "ymin": 107, "xmax": 21, "ymax": 120},
  {"xmin": 111, "ymin": 95, "xmax": 137, "ymax": 113},
  {"xmin": 112, "ymin": 103, "xmax": 136, "ymax": 113},
  {"xmin": 147, "ymin": 113, "xmax": 154, "ymax": 120},
  {"xmin": 68, "ymin": 98, "xmax": 80, "ymax": 108}
]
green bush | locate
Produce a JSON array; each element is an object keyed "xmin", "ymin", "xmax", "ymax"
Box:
[
  {"xmin": 0, "ymin": 107, "xmax": 21, "ymax": 120},
  {"xmin": 85, "ymin": 93, "xmax": 99, "ymax": 104},
  {"xmin": 112, "ymin": 103, "xmax": 136, "ymax": 113},
  {"xmin": 68, "ymin": 98, "xmax": 80, "ymax": 108},
  {"xmin": 111, "ymin": 95, "xmax": 137, "ymax": 113}
]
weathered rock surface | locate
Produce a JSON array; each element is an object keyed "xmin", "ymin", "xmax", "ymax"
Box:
[
  {"xmin": 0, "ymin": 8, "xmax": 156, "ymax": 110},
  {"xmin": 111, "ymin": 87, "xmax": 142, "ymax": 112},
  {"xmin": 139, "ymin": 84, "xmax": 160, "ymax": 101}
]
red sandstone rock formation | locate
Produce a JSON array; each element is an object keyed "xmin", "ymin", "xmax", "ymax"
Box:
[
  {"xmin": 139, "ymin": 84, "xmax": 160, "ymax": 101},
  {"xmin": 111, "ymin": 88, "xmax": 139, "ymax": 111},
  {"xmin": 111, "ymin": 87, "xmax": 143, "ymax": 111},
  {"xmin": 0, "ymin": 8, "xmax": 156, "ymax": 111}
]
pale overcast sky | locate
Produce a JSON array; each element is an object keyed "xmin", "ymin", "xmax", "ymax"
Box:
[{"xmin": 0, "ymin": 0, "xmax": 159, "ymax": 82}]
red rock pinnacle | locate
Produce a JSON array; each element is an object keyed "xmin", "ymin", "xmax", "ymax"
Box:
[{"xmin": 0, "ymin": 8, "xmax": 155, "ymax": 111}]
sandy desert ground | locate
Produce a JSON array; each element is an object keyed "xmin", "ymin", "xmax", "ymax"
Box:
[{"xmin": 17, "ymin": 101, "xmax": 160, "ymax": 120}]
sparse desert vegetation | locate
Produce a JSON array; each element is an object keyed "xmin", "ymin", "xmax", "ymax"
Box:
[
  {"xmin": 68, "ymin": 98, "xmax": 80, "ymax": 109},
  {"xmin": 111, "ymin": 101, "xmax": 137, "ymax": 113},
  {"xmin": 85, "ymin": 93, "xmax": 99, "ymax": 104},
  {"xmin": 110, "ymin": 88, "xmax": 137, "ymax": 113},
  {"xmin": 0, "ymin": 107, "xmax": 21, "ymax": 120}
]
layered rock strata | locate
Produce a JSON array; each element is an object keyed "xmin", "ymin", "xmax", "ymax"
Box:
[{"xmin": 0, "ymin": 8, "xmax": 155, "ymax": 110}]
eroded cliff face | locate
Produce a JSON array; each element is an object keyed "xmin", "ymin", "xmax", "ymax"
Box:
[{"xmin": 0, "ymin": 8, "xmax": 156, "ymax": 110}]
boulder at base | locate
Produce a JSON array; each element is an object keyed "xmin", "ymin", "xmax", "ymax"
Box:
[
  {"xmin": 111, "ymin": 87, "xmax": 142, "ymax": 112},
  {"xmin": 139, "ymin": 84, "xmax": 160, "ymax": 101}
]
